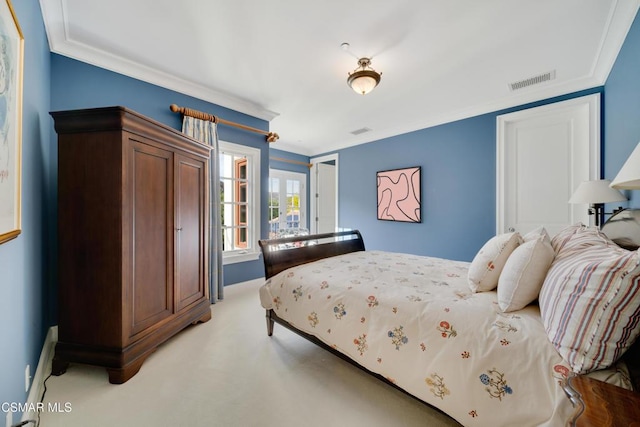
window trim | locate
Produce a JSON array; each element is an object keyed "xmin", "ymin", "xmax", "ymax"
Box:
[{"xmin": 218, "ymin": 141, "xmax": 261, "ymax": 264}]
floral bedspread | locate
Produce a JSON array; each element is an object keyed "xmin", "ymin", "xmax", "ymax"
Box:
[{"xmin": 259, "ymin": 251, "xmax": 575, "ymax": 427}]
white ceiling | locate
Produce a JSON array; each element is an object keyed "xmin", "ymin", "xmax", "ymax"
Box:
[{"xmin": 40, "ymin": 0, "xmax": 639, "ymax": 156}]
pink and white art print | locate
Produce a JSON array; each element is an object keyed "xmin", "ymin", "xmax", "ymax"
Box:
[{"xmin": 376, "ymin": 166, "xmax": 421, "ymax": 223}]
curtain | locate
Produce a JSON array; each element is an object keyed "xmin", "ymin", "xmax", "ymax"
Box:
[{"xmin": 182, "ymin": 116, "xmax": 224, "ymax": 302}]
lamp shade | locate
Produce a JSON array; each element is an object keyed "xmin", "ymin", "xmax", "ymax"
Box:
[
  {"xmin": 611, "ymin": 142, "xmax": 640, "ymax": 189},
  {"xmin": 569, "ymin": 179, "xmax": 627, "ymax": 204}
]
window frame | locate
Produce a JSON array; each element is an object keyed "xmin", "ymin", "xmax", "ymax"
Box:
[{"xmin": 218, "ymin": 141, "xmax": 261, "ymax": 265}]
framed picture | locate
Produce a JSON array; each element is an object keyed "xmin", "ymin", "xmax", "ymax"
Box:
[
  {"xmin": 0, "ymin": 0, "xmax": 23, "ymax": 245},
  {"xmin": 377, "ymin": 166, "xmax": 421, "ymax": 223}
]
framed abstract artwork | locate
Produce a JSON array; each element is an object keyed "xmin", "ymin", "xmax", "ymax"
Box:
[
  {"xmin": 377, "ymin": 166, "xmax": 421, "ymax": 223},
  {"xmin": 0, "ymin": 0, "xmax": 23, "ymax": 245}
]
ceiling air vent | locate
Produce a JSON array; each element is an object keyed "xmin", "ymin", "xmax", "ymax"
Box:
[
  {"xmin": 350, "ymin": 127, "xmax": 372, "ymax": 136},
  {"xmin": 509, "ymin": 70, "xmax": 556, "ymax": 91}
]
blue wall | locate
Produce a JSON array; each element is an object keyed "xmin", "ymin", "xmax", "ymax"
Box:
[
  {"xmin": 338, "ymin": 114, "xmax": 495, "ymax": 261},
  {"xmin": 49, "ymin": 54, "xmax": 271, "ymax": 287},
  {"xmin": 335, "ymin": 88, "xmax": 605, "ymax": 261},
  {"xmin": 269, "ymin": 148, "xmax": 311, "ymax": 175},
  {"xmin": 604, "ymin": 11, "xmax": 640, "ymax": 206},
  {"xmin": 0, "ymin": 0, "xmax": 51, "ymax": 417}
]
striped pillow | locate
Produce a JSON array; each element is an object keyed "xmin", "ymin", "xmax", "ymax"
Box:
[
  {"xmin": 555, "ymin": 224, "xmax": 618, "ymax": 253},
  {"xmin": 539, "ymin": 227, "xmax": 640, "ymax": 374},
  {"xmin": 549, "ymin": 223, "xmax": 583, "ymax": 253}
]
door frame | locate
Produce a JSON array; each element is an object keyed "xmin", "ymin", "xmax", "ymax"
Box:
[
  {"xmin": 496, "ymin": 93, "xmax": 601, "ymax": 233},
  {"xmin": 268, "ymin": 168, "xmax": 307, "ymax": 234},
  {"xmin": 310, "ymin": 153, "xmax": 339, "ymax": 234}
]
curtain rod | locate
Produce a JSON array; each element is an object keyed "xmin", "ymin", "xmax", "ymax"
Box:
[
  {"xmin": 270, "ymin": 156, "xmax": 312, "ymax": 169},
  {"xmin": 169, "ymin": 104, "xmax": 279, "ymax": 143}
]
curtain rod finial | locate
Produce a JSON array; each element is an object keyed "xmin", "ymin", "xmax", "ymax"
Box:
[
  {"xmin": 169, "ymin": 104, "xmax": 180, "ymax": 113},
  {"xmin": 267, "ymin": 132, "xmax": 279, "ymax": 143}
]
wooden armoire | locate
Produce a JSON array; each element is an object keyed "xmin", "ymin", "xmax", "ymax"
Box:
[{"xmin": 51, "ymin": 106, "xmax": 212, "ymax": 384}]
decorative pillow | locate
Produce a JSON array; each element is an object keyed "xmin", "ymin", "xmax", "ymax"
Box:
[
  {"xmin": 549, "ymin": 223, "xmax": 584, "ymax": 253},
  {"xmin": 497, "ymin": 236, "xmax": 555, "ymax": 312},
  {"xmin": 555, "ymin": 224, "xmax": 619, "ymax": 253},
  {"xmin": 523, "ymin": 226, "xmax": 551, "ymax": 244},
  {"xmin": 539, "ymin": 227, "xmax": 640, "ymax": 374},
  {"xmin": 468, "ymin": 232, "xmax": 522, "ymax": 292}
]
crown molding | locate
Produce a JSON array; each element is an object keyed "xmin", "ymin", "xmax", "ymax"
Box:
[
  {"xmin": 39, "ymin": 0, "xmax": 279, "ymax": 122},
  {"xmin": 39, "ymin": 0, "xmax": 638, "ymax": 155},
  {"xmin": 590, "ymin": 0, "xmax": 640, "ymax": 83}
]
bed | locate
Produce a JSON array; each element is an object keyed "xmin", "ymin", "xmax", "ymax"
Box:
[{"xmin": 258, "ymin": 215, "xmax": 640, "ymax": 426}]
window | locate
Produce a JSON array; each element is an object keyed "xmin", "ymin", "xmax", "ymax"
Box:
[
  {"xmin": 234, "ymin": 158, "xmax": 248, "ymax": 248},
  {"xmin": 219, "ymin": 141, "xmax": 260, "ymax": 263},
  {"xmin": 268, "ymin": 170, "xmax": 306, "ymax": 238}
]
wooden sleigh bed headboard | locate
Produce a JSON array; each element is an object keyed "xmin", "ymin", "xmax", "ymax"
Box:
[{"xmin": 258, "ymin": 229, "xmax": 365, "ymax": 279}]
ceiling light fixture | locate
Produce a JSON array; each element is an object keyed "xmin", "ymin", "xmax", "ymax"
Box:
[{"xmin": 347, "ymin": 58, "xmax": 381, "ymax": 95}]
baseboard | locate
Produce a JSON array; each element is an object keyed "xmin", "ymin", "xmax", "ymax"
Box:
[{"xmin": 21, "ymin": 326, "xmax": 57, "ymax": 422}]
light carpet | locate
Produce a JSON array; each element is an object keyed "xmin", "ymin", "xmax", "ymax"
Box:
[{"xmin": 38, "ymin": 278, "xmax": 461, "ymax": 427}]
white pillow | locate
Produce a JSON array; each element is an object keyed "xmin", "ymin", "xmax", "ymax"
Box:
[
  {"xmin": 497, "ymin": 236, "xmax": 554, "ymax": 312},
  {"xmin": 539, "ymin": 226, "xmax": 640, "ymax": 374},
  {"xmin": 468, "ymin": 232, "xmax": 522, "ymax": 292},
  {"xmin": 523, "ymin": 226, "xmax": 551, "ymax": 244}
]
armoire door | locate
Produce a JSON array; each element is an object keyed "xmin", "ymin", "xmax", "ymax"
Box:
[
  {"xmin": 175, "ymin": 153, "xmax": 207, "ymax": 312},
  {"xmin": 128, "ymin": 140, "xmax": 174, "ymax": 338}
]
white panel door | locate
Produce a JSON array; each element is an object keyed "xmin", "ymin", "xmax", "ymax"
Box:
[
  {"xmin": 310, "ymin": 154, "xmax": 339, "ymax": 234},
  {"xmin": 316, "ymin": 162, "xmax": 336, "ymax": 233},
  {"xmin": 497, "ymin": 94, "xmax": 600, "ymax": 236}
]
